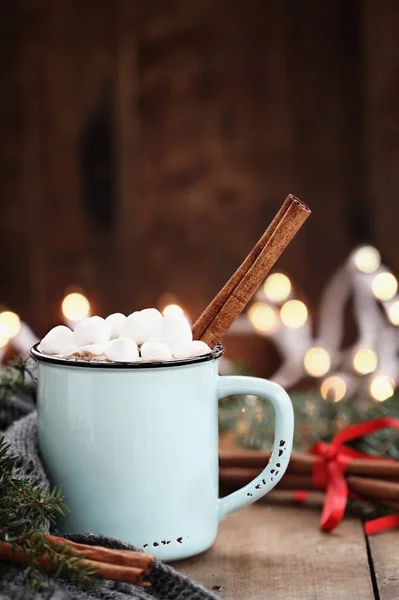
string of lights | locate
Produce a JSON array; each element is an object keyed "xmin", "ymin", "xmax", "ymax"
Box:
[
  {"xmin": 244, "ymin": 245, "xmax": 399, "ymax": 403},
  {"xmin": 1, "ymin": 245, "xmax": 398, "ymax": 405}
]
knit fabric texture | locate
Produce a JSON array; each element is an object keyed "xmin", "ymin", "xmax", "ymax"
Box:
[{"xmin": 0, "ymin": 366, "xmax": 217, "ymax": 600}]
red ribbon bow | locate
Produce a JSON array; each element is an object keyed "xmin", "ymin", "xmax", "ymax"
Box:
[{"xmin": 307, "ymin": 417, "xmax": 399, "ymax": 533}]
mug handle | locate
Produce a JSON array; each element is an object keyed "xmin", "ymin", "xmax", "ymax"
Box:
[{"xmin": 217, "ymin": 376, "xmax": 294, "ymax": 521}]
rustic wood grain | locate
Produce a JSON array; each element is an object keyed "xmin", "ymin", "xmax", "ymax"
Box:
[
  {"xmin": 286, "ymin": 0, "xmax": 363, "ymax": 300},
  {"xmin": 173, "ymin": 503, "xmax": 374, "ymax": 600},
  {"xmin": 2, "ymin": 1, "xmax": 399, "ymax": 342},
  {"xmin": 363, "ymin": 0, "xmax": 399, "ymax": 273},
  {"xmin": 115, "ymin": 0, "xmax": 141, "ymax": 316},
  {"xmin": 368, "ymin": 530, "xmax": 399, "ymax": 600}
]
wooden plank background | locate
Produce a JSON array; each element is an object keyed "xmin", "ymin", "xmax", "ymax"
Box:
[
  {"xmin": 368, "ymin": 529, "xmax": 399, "ymax": 600},
  {"xmin": 174, "ymin": 502, "xmax": 376, "ymax": 600},
  {"xmin": 1, "ymin": 0, "xmax": 399, "ymax": 338}
]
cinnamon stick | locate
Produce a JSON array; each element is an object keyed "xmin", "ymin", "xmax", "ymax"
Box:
[
  {"xmin": 0, "ymin": 534, "xmax": 153, "ymax": 586},
  {"xmin": 219, "ymin": 468, "xmax": 399, "ymax": 502},
  {"xmin": 220, "ymin": 468, "xmax": 314, "ymax": 490},
  {"xmin": 348, "ymin": 476, "xmax": 399, "ymax": 502},
  {"xmin": 192, "ymin": 195, "xmax": 294, "ymax": 340},
  {"xmin": 192, "ymin": 194, "xmax": 310, "ymax": 347},
  {"xmin": 46, "ymin": 535, "xmax": 153, "ymax": 571},
  {"xmin": 219, "ymin": 449, "xmax": 399, "ymax": 478}
]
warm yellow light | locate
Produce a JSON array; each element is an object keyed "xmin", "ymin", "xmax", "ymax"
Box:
[
  {"xmin": 248, "ymin": 302, "xmax": 278, "ymax": 334},
  {"xmin": 353, "ymin": 348, "xmax": 378, "ymax": 375},
  {"xmin": 280, "ymin": 300, "xmax": 308, "ymax": 328},
  {"xmin": 353, "ymin": 246, "xmax": 381, "ymax": 274},
  {"xmin": 370, "ymin": 375, "xmax": 395, "ymax": 402},
  {"xmin": 320, "ymin": 376, "xmax": 347, "ymax": 402},
  {"xmin": 387, "ymin": 300, "xmax": 399, "ymax": 326},
  {"xmin": 162, "ymin": 304, "xmax": 184, "ymax": 317},
  {"xmin": 0, "ymin": 323, "xmax": 9, "ymax": 348},
  {"xmin": 62, "ymin": 293, "xmax": 90, "ymax": 321},
  {"xmin": 303, "ymin": 347, "xmax": 331, "ymax": 377},
  {"xmin": 263, "ymin": 273, "xmax": 291, "ymax": 303},
  {"xmin": 0, "ymin": 311, "xmax": 21, "ymax": 338},
  {"xmin": 371, "ymin": 272, "xmax": 398, "ymax": 301}
]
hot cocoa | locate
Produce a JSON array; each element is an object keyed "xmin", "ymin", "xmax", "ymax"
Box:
[{"xmin": 38, "ymin": 309, "xmax": 211, "ymax": 363}]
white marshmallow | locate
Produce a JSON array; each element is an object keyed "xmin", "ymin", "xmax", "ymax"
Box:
[
  {"xmin": 189, "ymin": 340, "xmax": 212, "ymax": 356},
  {"xmin": 170, "ymin": 340, "xmax": 211, "ymax": 359},
  {"xmin": 105, "ymin": 313, "xmax": 127, "ymax": 339},
  {"xmin": 40, "ymin": 326, "xmax": 73, "ymax": 355},
  {"xmin": 141, "ymin": 341, "xmax": 173, "ymax": 361},
  {"xmin": 83, "ymin": 344, "xmax": 105, "ymax": 355},
  {"xmin": 161, "ymin": 314, "xmax": 192, "ymax": 346},
  {"xmin": 58, "ymin": 344, "xmax": 79, "ymax": 356},
  {"xmin": 120, "ymin": 309, "xmax": 162, "ymax": 345},
  {"xmin": 170, "ymin": 341, "xmax": 193, "ymax": 359},
  {"xmin": 105, "ymin": 338, "xmax": 139, "ymax": 362},
  {"xmin": 73, "ymin": 316, "xmax": 111, "ymax": 346}
]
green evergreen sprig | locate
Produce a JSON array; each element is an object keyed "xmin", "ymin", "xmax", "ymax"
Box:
[
  {"xmin": 0, "ymin": 359, "xmax": 96, "ymax": 588},
  {"xmin": 0, "ymin": 436, "xmax": 96, "ymax": 587},
  {"xmin": 0, "ymin": 357, "xmax": 33, "ymax": 403},
  {"xmin": 219, "ymin": 375, "xmax": 399, "ymax": 457}
]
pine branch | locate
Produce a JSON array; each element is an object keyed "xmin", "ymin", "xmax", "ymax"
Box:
[
  {"xmin": 219, "ymin": 361, "xmax": 399, "ymax": 458},
  {"xmin": 0, "ymin": 358, "xmax": 28, "ymax": 398},
  {"xmin": 0, "ymin": 437, "xmax": 95, "ymax": 588}
]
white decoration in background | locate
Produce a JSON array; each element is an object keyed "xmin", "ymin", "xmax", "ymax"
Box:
[
  {"xmin": 0, "ymin": 310, "xmax": 39, "ymax": 364},
  {"xmin": 13, "ymin": 322, "xmax": 40, "ymax": 357},
  {"xmin": 232, "ymin": 247, "xmax": 399, "ymax": 402},
  {"xmin": 244, "ymin": 277, "xmax": 313, "ymax": 388}
]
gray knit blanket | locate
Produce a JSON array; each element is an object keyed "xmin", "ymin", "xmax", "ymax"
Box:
[{"xmin": 0, "ymin": 365, "xmax": 217, "ymax": 600}]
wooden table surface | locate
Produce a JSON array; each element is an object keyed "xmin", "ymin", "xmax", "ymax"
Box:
[{"xmin": 173, "ymin": 499, "xmax": 398, "ymax": 599}]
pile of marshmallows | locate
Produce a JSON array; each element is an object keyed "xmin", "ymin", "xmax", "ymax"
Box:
[{"xmin": 38, "ymin": 309, "xmax": 211, "ymax": 362}]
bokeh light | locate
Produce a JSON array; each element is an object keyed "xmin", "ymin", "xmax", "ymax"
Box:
[
  {"xmin": 163, "ymin": 304, "xmax": 184, "ymax": 317},
  {"xmin": 371, "ymin": 272, "xmax": 398, "ymax": 301},
  {"xmin": 62, "ymin": 293, "xmax": 90, "ymax": 322},
  {"xmin": 280, "ymin": 300, "xmax": 308, "ymax": 328},
  {"xmin": 353, "ymin": 246, "xmax": 381, "ymax": 274},
  {"xmin": 263, "ymin": 273, "xmax": 291, "ymax": 303},
  {"xmin": 387, "ymin": 300, "xmax": 399, "ymax": 326},
  {"xmin": 303, "ymin": 347, "xmax": 331, "ymax": 377},
  {"xmin": 320, "ymin": 375, "xmax": 347, "ymax": 402},
  {"xmin": 248, "ymin": 302, "xmax": 278, "ymax": 334},
  {"xmin": 0, "ymin": 323, "xmax": 9, "ymax": 348},
  {"xmin": 369, "ymin": 375, "xmax": 395, "ymax": 402},
  {"xmin": 0, "ymin": 311, "xmax": 21, "ymax": 338},
  {"xmin": 353, "ymin": 348, "xmax": 378, "ymax": 375}
]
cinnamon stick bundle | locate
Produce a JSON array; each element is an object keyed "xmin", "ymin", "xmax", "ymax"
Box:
[
  {"xmin": 220, "ymin": 469, "xmax": 314, "ymax": 491},
  {"xmin": 192, "ymin": 194, "xmax": 310, "ymax": 347},
  {"xmin": 219, "ymin": 467, "xmax": 399, "ymax": 502},
  {"xmin": 0, "ymin": 534, "xmax": 153, "ymax": 586},
  {"xmin": 219, "ymin": 449, "xmax": 399, "ymax": 506},
  {"xmin": 219, "ymin": 449, "xmax": 399, "ymax": 478}
]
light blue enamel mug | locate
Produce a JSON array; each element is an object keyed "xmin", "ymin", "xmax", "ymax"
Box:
[{"xmin": 31, "ymin": 344, "xmax": 294, "ymax": 561}]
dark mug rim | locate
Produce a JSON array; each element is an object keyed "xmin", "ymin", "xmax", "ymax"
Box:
[{"xmin": 30, "ymin": 342, "xmax": 224, "ymax": 369}]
